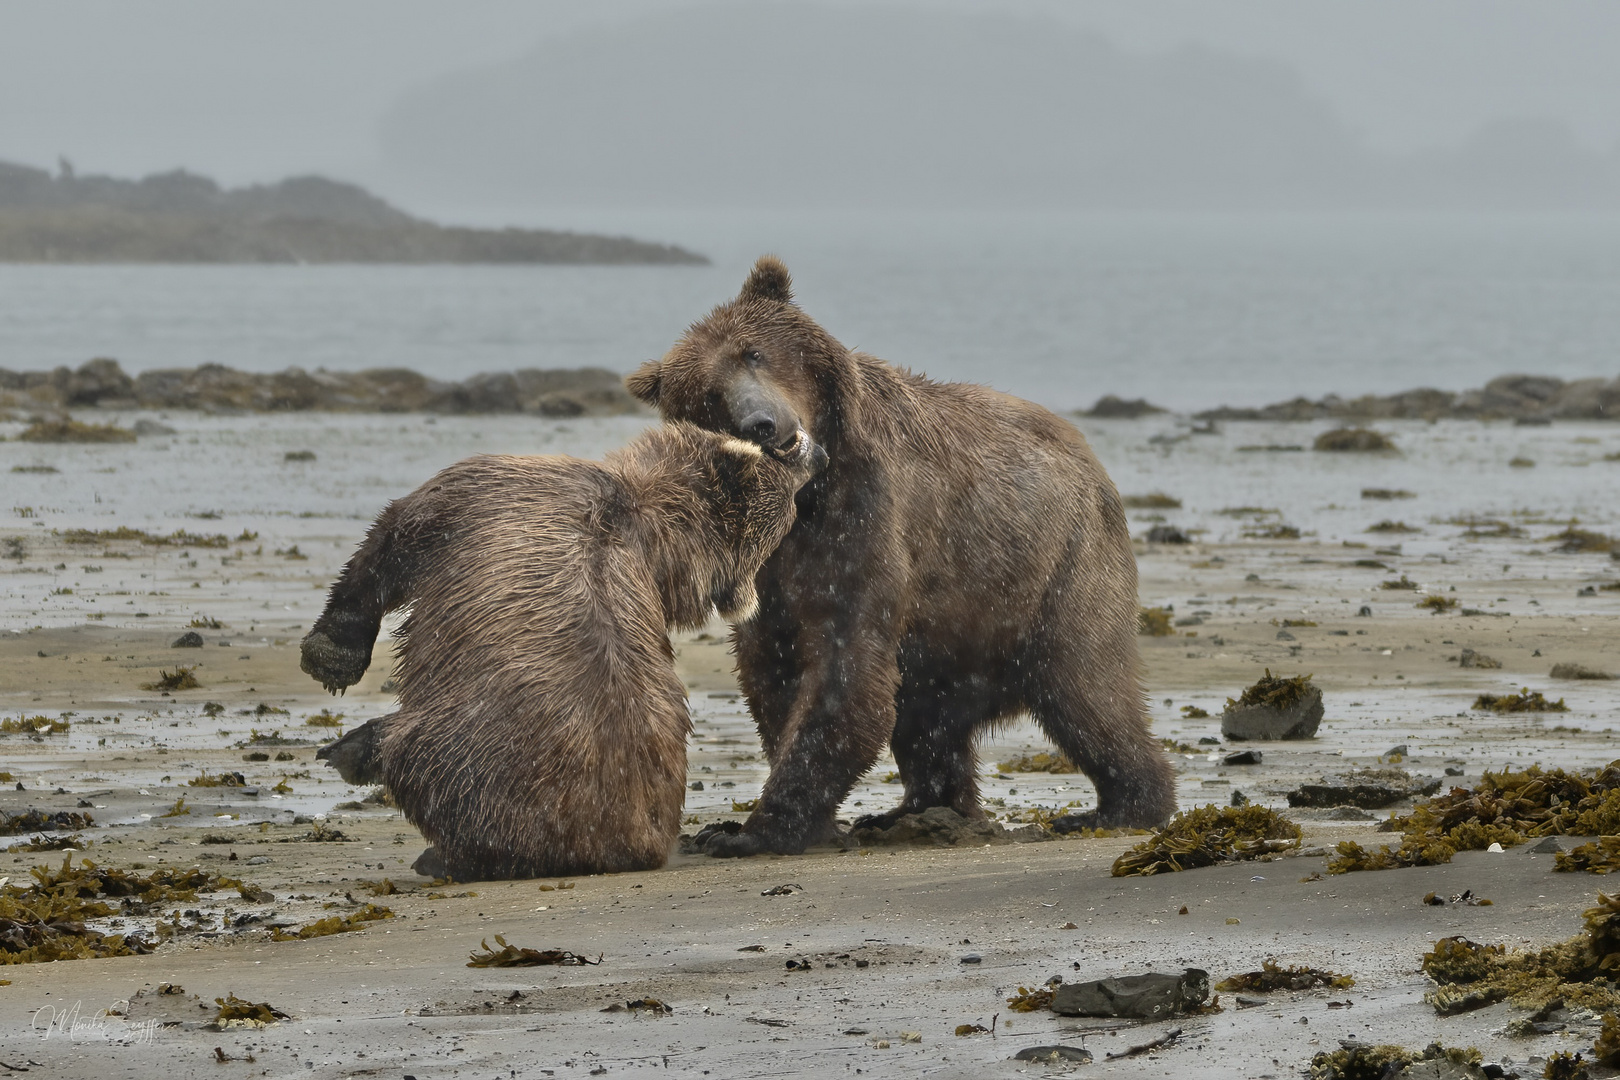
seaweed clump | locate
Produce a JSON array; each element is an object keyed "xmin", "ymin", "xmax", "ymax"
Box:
[
  {"xmin": 1420, "ymin": 894, "xmax": 1620, "ymax": 1016},
  {"xmin": 1546, "ymin": 527, "xmax": 1614, "ymax": 554},
  {"xmin": 18, "ymin": 419, "xmax": 137, "ymax": 443},
  {"xmin": 187, "ymin": 770, "xmax": 246, "ymax": 788},
  {"xmin": 1313, "ymin": 428, "xmax": 1396, "ymax": 453},
  {"xmin": 0, "ymin": 715, "xmax": 70, "ymax": 734},
  {"xmin": 1328, "ymin": 760, "xmax": 1620, "ymax": 874},
  {"xmin": 59, "ymin": 526, "xmax": 230, "ymax": 548},
  {"xmin": 1138, "ymin": 606, "xmax": 1173, "ymax": 637},
  {"xmin": 1112, "ymin": 804, "xmax": 1301, "ymax": 877},
  {"xmin": 997, "ymin": 752, "xmax": 1078, "ymax": 774},
  {"xmin": 1309, "ymin": 1042, "xmax": 1481, "ymax": 1080},
  {"xmin": 1227, "ymin": 670, "xmax": 1315, "ymax": 711},
  {"xmin": 1558, "ymin": 838, "xmax": 1620, "ymax": 875},
  {"xmin": 0, "ymin": 809, "xmax": 92, "ymax": 836},
  {"xmin": 213, "ymin": 994, "xmax": 289, "ymax": 1027},
  {"xmin": 1005, "ymin": 985, "xmax": 1054, "ymax": 1012},
  {"xmin": 142, "ymin": 666, "xmax": 200, "ymax": 692},
  {"xmin": 1, "ymin": 854, "xmax": 244, "ymax": 966},
  {"xmin": 466, "ymin": 936, "xmax": 601, "ymax": 968},
  {"xmin": 270, "ymin": 902, "xmax": 392, "ymax": 940},
  {"xmin": 1474, "ymin": 688, "xmax": 1569, "ymax": 713},
  {"xmin": 1215, "ymin": 960, "xmax": 1354, "ymax": 993}
]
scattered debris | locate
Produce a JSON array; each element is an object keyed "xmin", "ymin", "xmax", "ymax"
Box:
[
  {"xmin": 1473, "ymin": 689, "xmax": 1568, "ymax": 713},
  {"xmin": 1112, "ymin": 805, "xmax": 1300, "ymax": 876},
  {"xmin": 0, "ymin": 809, "xmax": 92, "ymax": 835},
  {"xmin": 1106, "ymin": 1026, "xmax": 1183, "ymax": 1060},
  {"xmin": 1382, "ymin": 574, "xmax": 1421, "ymax": 590},
  {"xmin": 1368, "ymin": 520, "xmax": 1420, "ymax": 533},
  {"xmin": 601, "ymin": 998, "xmax": 670, "ymax": 1016},
  {"xmin": 760, "ymin": 883, "xmax": 803, "ymax": 896},
  {"xmin": 1221, "ymin": 671, "xmax": 1323, "ymax": 741},
  {"xmin": 1181, "ymin": 705, "xmax": 1210, "ymax": 719},
  {"xmin": 1423, "ymin": 890, "xmax": 1493, "ymax": 907},
  {"xmin": 1215, "ymin": 961, "xmax": 1354, "ymax": 993},
  {"xmin": 1417, "ymin": 594, "xmax": 1459, "ymax": 614},
  {"xmin": 187, "ymin": 770, "xmax": 246, "ymax": 788},
  {"xmin": 1287, "ymin": 769, "xmax": 1443, "ymax": 810},
  {"xmin": 466, "ymin": 936, "xmax": 601, "ymax": 967},
  {"xmin": 954, "ymin": 1023, "xmax": 989, "ymax": 1036},
  {"xmin": 1457, "ymin": 649, "xmax": 1503, "ymax": 669},
  {"xmin": 141, "ymin": 666, "xmax": 200, "ymax": 692}
]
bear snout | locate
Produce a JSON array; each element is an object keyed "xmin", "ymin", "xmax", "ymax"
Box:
[{"xmin": 766, "ymin": 429, "xmax": 828, "ymax": 474}]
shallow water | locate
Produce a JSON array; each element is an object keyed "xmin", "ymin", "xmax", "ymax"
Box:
[{"xmin": 4, "ymin": 211, "xmax": 1619, "ymax": 411}]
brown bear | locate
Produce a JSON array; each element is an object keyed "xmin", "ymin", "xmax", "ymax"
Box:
[
  {"xmin": 299, "ymin": 421, "xmax": 825, "ymax": 881},
  {"xmin": 625, "ymin": 256, "xmax": 1176, "ymax": 857}
]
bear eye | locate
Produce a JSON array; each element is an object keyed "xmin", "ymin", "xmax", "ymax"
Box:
[{"xmin": 742, "ymin": 347, "xmax": 763, "ymax": 366}]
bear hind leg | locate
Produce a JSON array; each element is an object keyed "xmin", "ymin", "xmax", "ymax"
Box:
[{"xmin": 858, "ymin": 673, "xmax": 1001, "ymax": 828}]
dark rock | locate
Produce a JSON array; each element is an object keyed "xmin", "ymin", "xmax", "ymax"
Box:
[
  {"xmin": 170, "ymin": 631, "xmax": 205, "ymax": 648},
  {"xmin": 1145, "ymin": 525, "xmax": 1189, "ymax": 544},
  {"xmin": 1050, "ymin": 968, "xmax": 1209, "ymax": 1019},
  {"xmin": 848, "ymin": 806, "xmax": 1004, "ymax": 847},
  {"xmin": 1223, "ymin": 750, "xmax": 1262, "ymax": 766},
  {"xmin": 1458, "ymin": 649, "xmax": 1502, "ymax": 669},
  {"xmin": 1221, "ymin": 689, "xmax": 1324, "ymax": 741},
  {"xmin": 1530, "ymin": 835, "xmax": 1564, "ymax": 854},
  {"xmin": 1084, "ymin": 395, "xmax": 1165, "ymax": 418},
  {"xmin": 132, "ymin": 418, "xmax": 176, "ymax": 436},
  {"xmin": 1286, "ymin": 768, "xmax": 1443, "ymax": 809},
  {"xmin": 1012, "ymin": 1045, "xmax": 1093, "ymax": 1063}
]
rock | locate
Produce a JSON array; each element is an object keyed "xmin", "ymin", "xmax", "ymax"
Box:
[
  {"xmin": 1144, "ymin": 525, "xmax": 1189, "ymax": 544},
  {"xmin": 1550, "ymin": 663, "xmax": 1615, "ymax": 680},
  {"xmin": 1530, "ymin": 836, "xmax": 1564, "ymax": 854},
  {"xmin": 1275, "ymin": 630, "xmax": 1295, "ymax": 641},
  {"xmin": 1221, "ymin": 692, "xmax": 1323, "ymax": 741},
  {"xmin": 848, "ymin": 806, "xmax": 1005, "ymax": 848},
  {"xmin": 1458, "ymin": 649, "xmax": 1502, "ymax": 669},
  {"xmin": 1314, "ymin": 427, "xmax": 1396, "ymax": 452},
  {"xmin": 1012, "ymin": 1045, "xmax": 1093, "ymax": 1063},
  {"xmin": 131, "ymin": 418, "xmax": 176, "ymax": 436},
  {"xmin": 1223, "ymin": 750, "xmax": 1262, "ymax": 766},
  {"xmin": 1397, "ymin": 1058, "xmax": 1490, "ymax": 1080},
  {"xmin": 1051, "ymin": 968, "xmax": 1209, "ymax": 1019},
  {"xmin": 1084, "ymin": 395, "xmax": 1165, "ymax": 419},
  {"xmin": 1286, "ymin": 768, "xmax": 1443, "ymax": 809},
  {"xmin": 170, "ymin": 631, "xmax": 205, "ymax": 648}
]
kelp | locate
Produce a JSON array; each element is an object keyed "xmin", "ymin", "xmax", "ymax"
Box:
[
  {"xmin": 1112, "ymin": 805, "xmax": 1300, "ymax": 877},
  {"xmin": 0, "ymin": 715, "xmax": 70, "ymax": 734},
  {"xmin": 1215, "ymin": 961, "xmax": 1354, "ymax": 993},
  {"xmin": 466, "ymin": 935, "xmax": 602, "ymax": 968},
  {"xmin": 1, "ymin": 809, "xmax": 92, "ymax": 836},
  {"xmin": 213, "ymin": 994, "xmax": 289, "ymax": 1026},
  {"xmin": 1005, "ymin": 985, "xmax": 1054, "ymax": 1012},
  {"xmin": 1138, "ymin": 606, "xmax": 1173, "ymax": 636},
  {"xmin": 269, "ymin": 902, "xmax": 392, "ymax": 940},
  {"xmin": 1309, "ymin": 1043, "xmax": 1480, "ymax": 1080},
  {"xmin": 1227, "ymin": 670, "xmax": 1315, "ymax": 711},
  {"xmin": 1474, "ymin": 688, "xmax": 1568, "ymax": 713},
  {"xmin": 142, "ymin": 666, "xmax": 200, "ymax": 692},
  {"xmin": 997, "ymin": 751, "xmax": 1078, "ymax": 774},
  {"xmin": 1419, "ymin": 894, "xmax": 1620, "ymax": 1016},
  {"xmin": 1, "ymin": 854, "xmax": 244, "ymax": 965},
  {"xmin": 59, "ymin": 526, "xmax": 230, "ymax": 548},
  {"xmin": 1329, "ymin": 760, "xmax": 1620, "ymax": 874}
]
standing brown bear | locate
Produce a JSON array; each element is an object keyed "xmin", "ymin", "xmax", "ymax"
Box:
[
  {"xmin": 300, "ymin": 422, "xmax": 825, "ymax": 881},
  {"xmin": 626, "ymin": 256, "xmax": 1175, "ymax": 857}
]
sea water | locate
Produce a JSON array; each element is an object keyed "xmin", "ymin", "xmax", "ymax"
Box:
[{"xmin": 2, "ymin": 211, "xmax": 1618, "ymax": 413}]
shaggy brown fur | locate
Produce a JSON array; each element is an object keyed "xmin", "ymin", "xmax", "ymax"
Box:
[
  {"xmin": 300, "ymin": 422, "xmax": 823, "ymax": 881},
  {"xmin": 626, "ymin": 256, "xmax": 1176, "ymax": 857}
]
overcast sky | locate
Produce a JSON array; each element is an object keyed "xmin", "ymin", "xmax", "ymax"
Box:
[{"xmin": 2, "ymin": 0, "xmax": 1617, "ymax": 204}]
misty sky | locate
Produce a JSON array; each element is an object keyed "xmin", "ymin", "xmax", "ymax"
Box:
[{"xmin": 2, "ymin": 0, "xmax": 1618, "ymax": 214}]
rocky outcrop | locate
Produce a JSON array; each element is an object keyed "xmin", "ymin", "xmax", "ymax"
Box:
[
  {"xmin": 1195, "ymin": 374, "xmax": 1620, "ymax": 423},
  {"xmin": 0, "ymin": 358, "xmax": 646, "ymax": 417}
]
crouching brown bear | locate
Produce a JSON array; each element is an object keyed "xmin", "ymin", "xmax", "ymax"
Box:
[
  {"xmin": 626, "ymin": 256, "xmax": 1176, "ymax": 857},
  {"xmin": 299, "ymin": 422, "xmax": 825, "ymax": 881}
]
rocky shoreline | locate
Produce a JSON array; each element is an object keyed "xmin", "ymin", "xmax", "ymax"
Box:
[
  {"xmin": 1087, "ymin": 373, "xmax": 1620, "ymax": 423},
  {"xmin": 0, "ymin": 357, "xmax": 646, "ymax": 418}
]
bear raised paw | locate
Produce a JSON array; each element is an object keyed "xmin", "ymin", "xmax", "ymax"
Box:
[
  {"xmin": 628, "ymin": 256, "xmax": 1177, "ymax": 857},
  {"xmin": 302, "ymin": 422, "xmax": 824, "ymax": 880}
]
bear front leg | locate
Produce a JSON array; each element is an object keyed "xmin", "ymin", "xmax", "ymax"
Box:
[{"xmin": 707, "ymin": 631, "xmax": 901, "ymax": 858}]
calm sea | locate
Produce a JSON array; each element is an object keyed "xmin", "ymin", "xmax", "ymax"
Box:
[{"xmin": 2, "ymin": 211, "xmax": 1617, "ymax": 412}]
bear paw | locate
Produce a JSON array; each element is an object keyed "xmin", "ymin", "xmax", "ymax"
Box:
[
  {"xmin": 300, "ymin": 630, "xmax": 372, "ymax": 693},
  {"xmin": 702, "ymin": 830, "xmax": 776, "ymax": 859},
  {"xmin": 411, "ymin": 846, "xmax": 448, "ymax": 880},
  {"xmin": 315, "ymin": 720, "xmax": 384, "ymax": 785}
]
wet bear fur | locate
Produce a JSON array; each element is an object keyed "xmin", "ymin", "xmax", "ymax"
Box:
[
  {"xmin": 625, "ymin": 256, "xmax": 1176, "ymax": 857},
  {"xmin": 301, "ymin": 422, "xmax": 822, "ymax": 880}
]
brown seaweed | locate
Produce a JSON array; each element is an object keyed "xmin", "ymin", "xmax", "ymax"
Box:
[
  {"xmin": 1112, "ymin": 805, "xmax": 1301, "ymax": 877},
  {"xmin": 466, "ymin": 935, "xmax": 602, "ymax": 967}
]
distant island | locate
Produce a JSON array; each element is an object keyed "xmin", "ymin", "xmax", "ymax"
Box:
[{"xmin": 0, "ymin": 160, "xmax": 707, "ymax": 264}]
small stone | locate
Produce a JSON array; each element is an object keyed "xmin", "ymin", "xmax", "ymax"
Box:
[
  {"xmin": 170, "ymin": 631, "xmax": 205, "ymax": 648},
  {"xmin": 1223, "ymin": 750, "xmax": 1262, "ymax": 766},
  {"xmin": 1275, "ymin": 630, "xmax": 1295, "ymax": 641},
  {"xmin": 1012, "ymin": 1045, "xmax": 1092, "ymax": 1063},
  {"xmin": 1358, "ymin": 605, "xmax": 1373, "ymax": 617},
  {"xmin": 959, "ymin": 954, "xmax": 981, "ymax": 964},
  {"xmin": 1050, "ymin": 968, "xmax": 1209, "ymax": 1019},
  {"xmin": 1530, "ymin": 836, "xmax": 1563, "ymax": 854},
  {"xmin": 245, "ymin": 855, "xmax": 271, "ymax": 865}
]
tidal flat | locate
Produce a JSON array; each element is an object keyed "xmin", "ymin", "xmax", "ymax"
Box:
[{"xmin": 1, "ymin": 409, "xmax": 1617, "ymax": 1078}]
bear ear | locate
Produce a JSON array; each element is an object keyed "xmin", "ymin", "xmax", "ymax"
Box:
[
  {"xmin": 625, "ymin": 359, "xmax": 662, "ymax": 406},
  {"xmin": 739, "ymin": 255, "xmax": 793, "ymax": 304}
]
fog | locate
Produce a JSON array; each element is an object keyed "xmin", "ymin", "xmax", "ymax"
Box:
[{"xmin": 2, "ymin": 1, "xmax": 1617, "ymax": 217}]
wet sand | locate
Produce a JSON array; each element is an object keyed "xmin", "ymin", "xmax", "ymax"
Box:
[{"xmin": 1, "ymin": 410, "xmax": 1618, "ymax": 1078}]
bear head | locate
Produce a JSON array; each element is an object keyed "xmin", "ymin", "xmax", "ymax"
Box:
[{"xmin": 626, "ymin": 255, "xmax": 854, "ymax": 453}]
